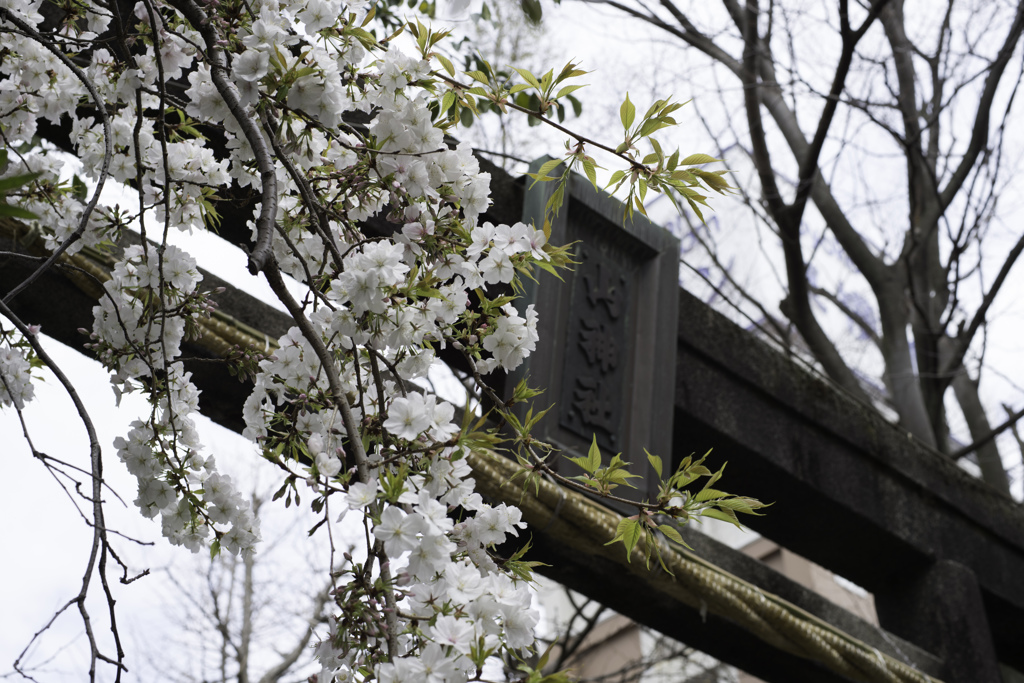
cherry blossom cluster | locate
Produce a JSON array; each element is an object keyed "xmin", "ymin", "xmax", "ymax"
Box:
[
  {"xmin": 94, "ymin": 242, "xmax": 261, "ymax": 553},
  {"xmin": 1, "ymin": 0, "xmax": 567, "ymax": 679},
  {"xmin": 0, "ymin": 342, "xmax": 35, "ymax": 409}
]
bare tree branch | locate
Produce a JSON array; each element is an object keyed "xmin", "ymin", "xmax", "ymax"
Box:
[{"xmin": 935, "ymin": 1, "xmax": 1024, "ymax": 218}]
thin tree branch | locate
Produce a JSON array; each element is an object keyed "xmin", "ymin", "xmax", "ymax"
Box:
[
  {"xmin": 256, "ymin": 581, "xmax": 332, "ymax": 683},
  {"xmin": 165, "ymin": 0, "xmax": 277, "ymax": 275},
  {"xmin": 0, "ymin": 299, "xmax": 124, "ymax": 681},
  {"xmin": 935, "ymin": 1, "xmax": 1024, "ymax": 217},
  {"xmin": 944, "ymin": 230, "xmax": 1024, "ymax": 376},
  {"xmin": 790, "ymin": 0, "xmax": 890, "ymax": 223},
  {"xmin": 952, "ymin": 404, "xmax": 1024, "ymax": 462},
  {"xmin": 810, "ymin": 285, "xmax": 882, "ymax": 349}
]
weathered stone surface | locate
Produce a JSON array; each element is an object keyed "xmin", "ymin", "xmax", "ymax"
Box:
[
  {"xmin": 875, "ymin": 560, "xmax": 1001, "ymax": 683},
  {"xmin": 673, "ymin": 286, "xmax": 1024, "ymax": 672},
  {"xmin": 522, "ymin": 523, "xmax": 943, "ymax": 682}
]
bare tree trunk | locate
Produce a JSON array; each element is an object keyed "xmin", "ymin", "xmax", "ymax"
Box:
[
  {"xmin": 238, "ymin": 548, "xmax": 255, "ymax": 683},
  {"xmin": 1003, "ymin": 404, "xmax": 1024, "ymax": 482},
  {"xmin": 952, "ymin": 373, "xmax": 1011, "ymax": 495},
  {"xmin": 873, "ymin": 270, "xmax": 938, "ymax": 448}
]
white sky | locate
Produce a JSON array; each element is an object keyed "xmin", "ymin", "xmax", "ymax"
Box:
[{"xmin": 4, "ymin": 0, "xmax": 1024, "ymax": 679}]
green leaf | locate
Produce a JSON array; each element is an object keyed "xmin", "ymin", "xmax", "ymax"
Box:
[
  {"xmin": 619, "ymin": 93, "xmax": 636, "ymax": 130},
  {"xmin": 555, "ymin": 84, "xmax": 586, "ymax": 99},
  {"xmin": 566, "ymin": 94, "xmax": 583, "ymax": 117},
  {"xmin": 606, "ymin": 169, "xmax": 626, "ymax": 189},
  {"xmin": 544, "ymin": 182, "xmax": 565, "ymax": 215},
  {"xmin": 439, "ymin": 90, "xmax": 456, "ymax": 116},
  {"xmin": 658, "ymin": 523, "xmax": 685, "ymax": 546},
  {"xmin": 465, "ymin": 70, "xmax": 490, "ymax": 85},
  {"xmin": 582, "ymin": 157, "xmax": 598, "ymax": 190},
  {"xmin": 603, "ymin": 468, "xmax": 640, "ymax": 488},
  {"xmin": 536, "ymin": 640, "xmax": 557, "ymax": 671},
  {"xmin": 528, "ymin": 158, "xmax": 562, "ymax": 187},
  {"xmin": 435, "ymin": 53, "xmax": 455, "ymax": 76},
  {"xmin": 702, "ymin": 507, "xmax": 742, "ymax": 527},
  {"xmin": 704, "ymin": 462, "xmax": 727, "ymax": 489},
  {"xmin": 0, "ymin": 170, "xmax": 42, "ymax": 193},
  {"xmin": 520, "ymin": 0, "xmax": 542, "ymax": 23},
  {"xmin": 345, "ymin": 26, "xmax": 379, "ymax": 49},
  {"xmin": 587, "ymin": 434, "xmax": 602, "ymax": 472},
  {"xmin": 539, "ymin": 68, "xmax": 554, "ymax": 92},
  {"xmin": 566, "ymin": 455, "xmax": 594, "ymax": 472},
  {"xmin": 681, "ymin": 153, "xmax": 719, "ymax": 165},
  {"xmin": 512, "ymin": 67, "xmax": 542, "ymax": 91},
  {"xmin": 71, "ymin": 174, "xmax": 88, "ymax": 202},
  {"xmin": 534, "ymin": 258, "xmax": 565, "ymax": 280},
  {"xmin": 714, "ymin": 497, "xmax": 767, "ymax": 515},
  {"xmin": 606, "ymin": 518, "xmax": 643, "ymax": 559},
  {"xmin": 633, "ymin": 194, "xmax": 647, "ymax": 217},
  {"xmin": 650, "ymin": 137, "xmax": 664, "ymax": 166},
  {"xmin": 685, "ymin": 195, "xmax": 706, "ymax": 223},
  {"xmin": 697, "ymin": 169, "xmax": 733, "ymax": 193},
  {"xmin": 666, "ymin": 149, "xmax": 680, "ymax": 170},
  {"xmin": 646, "ymin": 451, "xmax": 663, "ymax": 479},
  {"xmin": 693, "ymin": 487, "xmax": 727, "ymax": 503},
  {"xmin": 639, "ymin": 118, "xmax": 672, "ymax": 138},
  {"xmin": 0, "ymin": 203, "xmax": 38, "ymax": 220}
]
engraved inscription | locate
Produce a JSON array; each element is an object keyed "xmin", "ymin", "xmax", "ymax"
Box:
[{"xmin": 560, "ymin": 246, "xmax": 629, "ymax": 449}]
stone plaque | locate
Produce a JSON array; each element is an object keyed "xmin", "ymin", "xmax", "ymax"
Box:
[{"xmin": 508, "ymin": 157, "xmax": 680, "ymax": 504}]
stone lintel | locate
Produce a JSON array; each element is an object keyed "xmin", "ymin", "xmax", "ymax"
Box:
[{"xmin": 672, "ymin": 286, "xmax": 1024, "ymax": 670}]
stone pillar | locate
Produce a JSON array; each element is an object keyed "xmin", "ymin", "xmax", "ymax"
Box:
[{"xmin": 875, "ymin": 559, "xmax": 1001, "ymax": 683}]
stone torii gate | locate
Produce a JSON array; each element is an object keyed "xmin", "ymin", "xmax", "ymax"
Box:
[{"xmin": 2, "ymin": 157, "xmax": 1022, "ymax": 683}]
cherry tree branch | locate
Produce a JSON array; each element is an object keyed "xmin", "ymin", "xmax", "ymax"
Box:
[
  {"xmin": 165, "ymin": 0, "xmax": 277, "ymax": 275},
  {"xmin": 261, "ymin": 261, "xmax": 399, "ymax": 657}
]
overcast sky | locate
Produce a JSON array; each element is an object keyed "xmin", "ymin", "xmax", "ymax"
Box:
[{"xmin": 4, "ymin": 1, "xmax": 1024, "ymax": 680}]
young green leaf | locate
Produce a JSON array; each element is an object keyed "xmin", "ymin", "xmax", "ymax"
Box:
[
  {"xmin": 528, "ymin": 158, "xmax": 563, "ymax": 187},
  {"xmin": 702, "ymin": 507, "xmax": 742, "ymax": 528},
  {"xmin": 435, "ymin": 53, "xmax": 455, "ymax": 76},
  {"xmin": 681, "ymin": 153, "xmax": 719, "ymax": 165},
  {"xmin": 586, "ymin": 434, "xmax": 602, "ymax": 472},
  {"xmin": 555, "ymin": 84, "xmax": 586, "ymax": 99},
  {"xmin": 512, "ymin": 66, "xmax": 542, "ymax": 91},
  {"xmin": 658, "ymin": 523, "xmax": 689, "ymax": 548},
  {"xmin": 693, "ymin": 487, "xmax": 727, "ymax": 503},
  {"xmin": 606, "ymin": 518, "xmax": 643, "ymax": 560},
  {"xmin": 646, "ymin": 450, "xmax": 663, "ymax": 479},
  {"xmin": 620, "ymin": 93, "xmax": 636, "ymax": 130}
]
